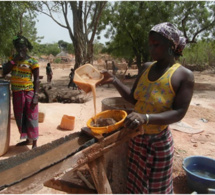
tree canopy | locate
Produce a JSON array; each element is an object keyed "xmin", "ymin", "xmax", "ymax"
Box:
[
  {"xmin": 103, "ymin": 1, "xmax": 215, "ymax": 73},
  {"xmin": 1, "ymin": 1, "xmax": 215, "ymax": 70},
  {"xmin": 34, "ymin": 1, "xmax": 107, "ymax": 69},
  {"xmin": 174, "ymin": 1, "xmax": 215, "ymax": 43},
  {"xmin": 0, "ymin": 1, "xmax": 41, "ymax": 59}
]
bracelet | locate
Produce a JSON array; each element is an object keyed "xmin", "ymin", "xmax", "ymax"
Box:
[
  {"xmin": 34, "ymin": 92, "xmax": 38, "ymax": 95},
  {"xmin": 10, "ymin": 60, "xmax": 16, "ymax": 65},
  {"xmin": 145, "ymin": 114, "xmax": 150, "ymax": 125}
]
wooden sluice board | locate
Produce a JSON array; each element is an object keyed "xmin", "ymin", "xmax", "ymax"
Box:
[
  {"xmin": 0, "ymin": 132, "xmax": 92, "ymax": 193},
  {"xmin": 0, "ymin": 127, "xmax": 142, "ymax": 194}
]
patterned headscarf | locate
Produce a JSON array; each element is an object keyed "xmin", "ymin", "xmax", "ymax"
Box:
[{"xmin": 150, "ymin": 22, "xmax": 186, "ymax": 56}]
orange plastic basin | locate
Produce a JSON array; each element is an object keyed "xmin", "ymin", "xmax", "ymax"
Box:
[
  {"xmin": 87, "ymin": 110, "xmax": 127, "ymax": 135},
  {"xmin": 60, "ymin": 115, "xmax": 75, "ymax": 130}
]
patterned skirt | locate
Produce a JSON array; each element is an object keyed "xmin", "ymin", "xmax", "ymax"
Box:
[
  {"xmin": 12, "ymin": 90, "xmax": 39, "ymax": 141},
  {"xmin": 126, "ymin": 127, "xmax": 174, "ymax": 194}
]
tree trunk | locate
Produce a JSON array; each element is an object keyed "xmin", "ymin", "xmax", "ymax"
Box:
[
  {"xmin": 86, "ymin": 41, "xmax": 94, "ymax": 64},
  {"xmin": 50, "ymin": 1, "xmax": 106, "ymax": 70},
  {"xmin": 72, "ymin": 2, "xmax": 86, "ymax": 69},
  {"xmin": 136, "ymin": 53, "xmax": 142, "ymax": 75},
  {"xmin": 73, "ymin": 39, "xmax": 85, "ymax": 70}
]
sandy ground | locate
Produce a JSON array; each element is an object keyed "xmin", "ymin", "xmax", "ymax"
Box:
[{"xmin": 1, "ymin": 61, "xmax": 215, "ymax": 193}]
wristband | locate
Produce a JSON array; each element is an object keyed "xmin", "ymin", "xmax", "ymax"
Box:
[
  {"xmin": 10, "ymin": 60, "xmax": 16, "ymax": 65},
  {"xmin": 145, "ymin": 114, "xmax": 149, "ymax": 125}
]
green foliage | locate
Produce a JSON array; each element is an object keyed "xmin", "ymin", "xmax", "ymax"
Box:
[
  {"xmin": 58, "ymin": 40, "xmax": 75, "ymax": 54},
  {"xmin": 0, "ymin": 1, "xmax": 19, "ymax": 57},
  {"xmin": 100, "ymin": 1, "xmax": 215, "ymax": 72},
  {"xmin": 34, "ymin": 1, "xmax": 107, "ymax": 68},
  {"xmin": 173, "ymin": 1, "xmax": 215, "ymax": 43},
  {"xmin": 54, "ymin": 58, "xmax": 61, "ymax": 63},
  {"xmin": 180, "ymin": 41, "xmax": 215, "ymax": 68},
  {"xmin": 33, "ymin": 43, "xmax": 60, "ymax": 56},
  {"xmin": 103, "ymin": 1, "xmax": 175, "ymax": 68},
  {"xmin": 58, "ymin": 40, "xmax": 68, "ymax": 51},
  {"xmin": 67, "ymin": 43, "xmax": 75, "ymax": 54},
  {"xmin": 0, "ymin": 1, "xmax": 42, "ymax": 59},
  {"xmin": 93, "ymin": 41, "xmax": 105, "ymax": 55}
]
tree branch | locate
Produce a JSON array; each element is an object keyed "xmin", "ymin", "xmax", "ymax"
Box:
[
  {"xmin": 60, "ymin": 1, "xmax": 74, "ymax": 41},
  {"xmin": 190, "ymin": 20, "xmax": 215, "ymax": 43},
  {"xmin": 39, "ymin": 2, "xmax": 68, "ymax": 29},
  {"xmin": 181, "ymin": 5, "xmax": 194, "ymax": 40},
  {"xmin": 89, "ymin": 2, "xmax": 107, "ymax": 43}
]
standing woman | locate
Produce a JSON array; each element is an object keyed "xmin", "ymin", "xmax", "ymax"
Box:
[
  {"xmin": 100, "ymin": 22, "xmax": 194, "ymax": 193},
  {"xmin": 3, "ymin": 35, "xmax": 39, "ymax": 149}
]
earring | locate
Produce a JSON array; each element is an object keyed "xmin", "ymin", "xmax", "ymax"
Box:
[{"xmin": 168, "ymin": 47, "xmax": 173, "ymax": 56}]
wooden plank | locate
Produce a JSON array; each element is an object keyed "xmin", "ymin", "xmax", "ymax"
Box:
[
  {"xmin": 0, "ymin": 143, "xmax": 103, "ymax": 194},
  {"xmin": 0, "ymin": 127, "xmax": 143, "ymax": 193},
  {"xmin": 81, "ymin": 127, "xmax": 104, "ymax": 142},
  {"xmin": 44, "ymin": 178, "xmax": 96, "ymax": 194},
  {"xmin": 0, "ymin": 132, "xmax": 91, "ymax": 189},
  {"xmin": 88, "ymin": 156, "xmax": 112, "ymax": 194},
  {"xmin": 77, "ymin": 170, "xmax": 95, "ymax": 190}
]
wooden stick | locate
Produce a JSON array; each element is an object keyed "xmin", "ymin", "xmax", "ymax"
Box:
[
  {"xmin": 76, "ymin": 170, "xmax": 95, "ymax": 190},
  {"xmin": 88, "ymin": 155, "xmax": 112, "ymax": 194}
]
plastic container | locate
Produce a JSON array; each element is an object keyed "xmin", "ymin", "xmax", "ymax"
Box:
[
  {"xmin": 38, "ymin": 112, "xmax": 45, "ymax": 123},
  {"xmin": 87, "ymin": 110, "xmax": 127, "ymax": 135},
  {"xmin": 73, "ymin": 64, "xmax": 104, "ymax": 93},
  {"xmin": 102, "ymin": 97, "xmax": 134, "ymax": 114},
  {"xmin": 0, "ymin": 80, "xmax": 10, "ymax": 156},
  {"xmin": 183, "ymin": 156, "xmax": 215, "ymax": 193},
  {"xmin": 60, "ymin": 115, "xmax": 75, "ymax": 130}
]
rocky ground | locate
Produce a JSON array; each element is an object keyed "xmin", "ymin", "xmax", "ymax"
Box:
[{"xmin": 1, "ymin": 61, "xmax": 215, "ymax": 194}]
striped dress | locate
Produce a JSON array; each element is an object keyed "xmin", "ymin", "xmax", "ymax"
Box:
[{"xmin": 9, "ymin": 57, "xmax": 39, "ymax": 141}]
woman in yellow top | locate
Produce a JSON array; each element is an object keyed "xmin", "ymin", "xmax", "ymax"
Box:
[
  {"xmin": 100, "ymin": 22, "xmax": 194, "ymax": 193},
  {"xmin": 3, "ymin": 35, "xmax": 39, "ymax": 149}
]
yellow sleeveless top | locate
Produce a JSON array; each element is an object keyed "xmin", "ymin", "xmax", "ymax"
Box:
[{"xmin": 134, "ymin": 62, "xmax": 181, "ymax": 134}]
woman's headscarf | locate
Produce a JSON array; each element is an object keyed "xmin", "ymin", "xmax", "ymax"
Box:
[
  {"xmin": 150, "ymin": 22, "xmax": 186, "ymax": 56},
  {"xmin": 13, "ymin": 35, "xmax": 33, "ymax": 51}
]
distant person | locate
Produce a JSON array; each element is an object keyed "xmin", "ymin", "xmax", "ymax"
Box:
[
  {"xmin": 46, "ymin": 63, "xmax": 53, "ymax": 83},
  {"xmin": 112, "ymin": 60, "xmax": 118, "ymax": 75},
  {"xmin": 3, "ymin": 35, "xmax": 39, "ymax": 149},
  {"xmin": 68, "ymin": 68, "xmax": 77, "ymax": 89}
]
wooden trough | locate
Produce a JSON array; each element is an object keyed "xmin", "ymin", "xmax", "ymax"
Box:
[{"xmin": 0, "ymin": 127, "xmax": 143, "ymax": 194}]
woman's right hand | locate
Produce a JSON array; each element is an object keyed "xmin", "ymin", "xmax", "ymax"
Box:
[{"xmin": 98, "ymin": 70, "xmax": 115, "ymax": 85}]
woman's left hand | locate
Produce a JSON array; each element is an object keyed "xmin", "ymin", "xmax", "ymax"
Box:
[
  {"xmin": 124, "ymin": 112, "xmax": 145, "ymax": 129},
  {"xmin": 31, "ymin": 94, "xmax": 38, "ymax": 109}
]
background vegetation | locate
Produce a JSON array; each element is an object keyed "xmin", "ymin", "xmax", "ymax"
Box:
[{"xmin": 0, "ymin": 1, "xmax": 215, "ymax": 71}]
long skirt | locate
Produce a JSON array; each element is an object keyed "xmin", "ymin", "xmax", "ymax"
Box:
[
  {"xmin": 47, "ymin": 74, "xmax": 52, "ymax": 82},
  {"xmin": 126, "ymin": 127, "xmax": 174, "ymax": 194},
  {"xmin": 12, "ymin": 91, "xmax": 39, "ymax": 141}
]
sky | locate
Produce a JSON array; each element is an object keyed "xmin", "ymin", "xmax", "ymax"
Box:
[
  {"xmin": 35, "ymin": 13, "xmax": 109, "ymax": 45},
  {"xmin": 35, "ymin": 13, "xmax": 72, "ymax": 44}
]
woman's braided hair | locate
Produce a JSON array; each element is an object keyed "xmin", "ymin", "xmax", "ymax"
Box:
[{"xmin": 13, "ymin": 35, "xmax": 33, "ymax": 51}]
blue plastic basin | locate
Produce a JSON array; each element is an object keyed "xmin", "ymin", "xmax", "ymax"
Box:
[{"xmin": 183, "ymin": 156, "xmax": 215, "ymax": 193}]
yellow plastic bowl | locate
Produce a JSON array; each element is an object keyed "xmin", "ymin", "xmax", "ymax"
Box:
[{"xmin": 87, "ymin": 110, "xmax": 127, "ymax": 135}]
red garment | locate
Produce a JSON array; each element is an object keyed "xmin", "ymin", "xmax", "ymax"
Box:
[
  {"xmin": 126, "ymin": 127, "xmax": 174, "ymax": 194},
  {"xmin": 12, "ymin": 91, "xmax": 39, "ymax": 141}
]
